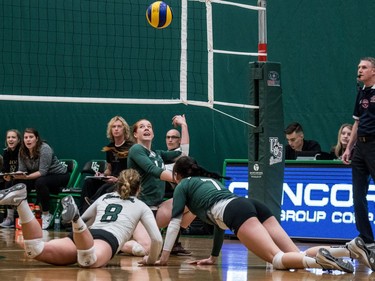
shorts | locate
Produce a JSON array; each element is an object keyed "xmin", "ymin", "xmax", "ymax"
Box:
[
  {"xmin": 223, "ymin": 197, "xmax": 273, "ymax": 235},
  {"xmin": 68, "ymin": 229, "xmax": 119, "ymax": 258}
]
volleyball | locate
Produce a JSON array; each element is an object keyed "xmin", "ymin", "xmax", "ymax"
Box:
[{"xmin": 146, "ymin": 1, "xmax": 173, "ymax": 29}]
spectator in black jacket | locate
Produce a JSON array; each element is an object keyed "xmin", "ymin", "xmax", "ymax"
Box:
[{"xmin": 284, "ymin": 122, "xmax": 321, "ymax": 160}]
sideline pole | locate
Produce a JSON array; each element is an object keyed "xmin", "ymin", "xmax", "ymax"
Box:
[{"xmin": 249, "ymin": 2, "xmax": 285, "ymax": 220}]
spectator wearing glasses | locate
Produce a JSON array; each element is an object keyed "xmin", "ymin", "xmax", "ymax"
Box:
[
  {"xmin": 164, "ymin": 118, "xmax": 190, "ymax": 198},
  {"xmin": 166, "ymin": 129, "xmax": 186, "ymax": 151},
  {"xmin": 163, "ymin": 116, "xmax": 191, "ymax": 255}
]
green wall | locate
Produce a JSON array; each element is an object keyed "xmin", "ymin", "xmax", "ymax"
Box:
[
  {"xmin": 268, "ymin": 1, "xmax": 375, "ymax": 151},
  {"xmin": 0, "ymin": 1, "xmax": 374, "ymax": 173}
]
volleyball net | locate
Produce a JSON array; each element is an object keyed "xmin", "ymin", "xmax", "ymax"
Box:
[{"xmin": 0, "ymin": 1, "xmax": 266, "ymax": 118}]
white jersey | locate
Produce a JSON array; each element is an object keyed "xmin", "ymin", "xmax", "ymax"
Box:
[{"xmin": 81, "ymin": 191, "xmax": 162, "ymax": 262}]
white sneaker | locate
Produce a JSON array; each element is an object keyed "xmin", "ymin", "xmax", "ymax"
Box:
[
  {"xmin": 42, "ymin": 213, "xmax": 53, "ymax": 230},
  {"xmin": 315, "ymin": 248, "xmax": 354, "ymax": 273},
  {"xmin": 0, "ymin": 183, "xmax": 27, "ymax": 206},
  {"xmin": 61, "ymin": 195, "xmax": 80, "ymax": 224},
  {"xmin": 347, "ymin": 237, "xmax": 375, "ymax": 271}
]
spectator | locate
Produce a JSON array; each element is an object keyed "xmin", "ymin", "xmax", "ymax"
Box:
[
  {"xmin": 164, "ymin": 117, "xmax": 189, "ymax": 198},
  {"xmin": 330, "ymin": 123, "xmax": 352, "ymax": 159},
  {"xmin": 13, "ymin": 128, "xmax": 70, "ymax": 229},
  {"xmin": 0, "ymin": 129, "xmax": 21, "ymax": 227},
  {"xmin": 284, "ymin": 122, "xmax": 321, "ymax": 160},
  {"xmin": 163, "ymin": 116, "xmax": 192, "ymax": 255},
  {"xmin": 79, "ymin": 116, "xmax": 134, "ymax": 213}
]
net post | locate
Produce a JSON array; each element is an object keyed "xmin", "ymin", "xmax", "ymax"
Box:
[
  {"xmin": 258, "ymin": 0, "xmax": 267, "ymax": 61},
  {"xmin": 249, "ymin": 62, "xmax": 284, "ymax": 221}
]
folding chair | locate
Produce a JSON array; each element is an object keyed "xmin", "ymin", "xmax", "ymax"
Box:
[{"xmin": 57, "ymin": 159, "xmax": 106, "ymax": 202}]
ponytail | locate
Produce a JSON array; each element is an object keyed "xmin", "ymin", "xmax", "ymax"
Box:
[
  {"xmin": 173, "ymin": 156, "xmax": 231, "ymax": 181},
  {"xmin": 116, "ymin": 169, "xmax": 141, "ymax": 199}
]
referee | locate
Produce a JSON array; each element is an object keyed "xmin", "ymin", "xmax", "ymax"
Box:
[{"xmin": 342, "ymin": 57, "xmax": 375, "ymax": 249}]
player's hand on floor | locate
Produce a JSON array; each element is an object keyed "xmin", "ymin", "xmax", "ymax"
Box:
[{"xmin": 188, "ymin": 256, "xmax": 216, "ymax": 265}]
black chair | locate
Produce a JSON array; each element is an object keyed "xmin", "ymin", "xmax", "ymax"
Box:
[{"xmin": 72, "ymin": 160, "xmax": 107, "ymax": 190}]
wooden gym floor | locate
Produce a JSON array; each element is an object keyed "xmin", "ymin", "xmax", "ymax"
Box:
[{"xmin": 0, "ymin": 228, "xmax": 373, "ymax": 281}]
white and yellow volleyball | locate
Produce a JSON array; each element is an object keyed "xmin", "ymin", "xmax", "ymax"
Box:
[{"xmin": 146, "ymin": 1, "xmax": 173, "ymax": 29}]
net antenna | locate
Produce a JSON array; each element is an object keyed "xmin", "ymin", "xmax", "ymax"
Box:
[{"xmin": 258, "ymin": 0, "xmax": 267, "ymax": 62}]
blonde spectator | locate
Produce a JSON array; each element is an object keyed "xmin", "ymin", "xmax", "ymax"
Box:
[{"xmin": 331, "ymin": 123, "xmax": 353, "ymax": 159}]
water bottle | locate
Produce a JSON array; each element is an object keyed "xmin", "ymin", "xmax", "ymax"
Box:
[
  {"xmin": 34, "ymin": 205, "xmax": 41, "ymax": 219},
  {"xmin": 54, "ymin": 211, "xmax": 61, "ymax": 231}
]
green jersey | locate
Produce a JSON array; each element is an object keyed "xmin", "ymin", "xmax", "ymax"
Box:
[
  {"xmin": 172, "ymin": 176, "xmax": 236, "ymax": 224},
  {"xmin": 172, "ymin": 176, "xmax": 237, "ymax": 257},
  {"xmin": 127, "ymin": 144, "xmax": 181, "ymax": 206}
]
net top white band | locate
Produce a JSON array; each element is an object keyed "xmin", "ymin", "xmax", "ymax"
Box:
[{"xmin": 190, "ymin": 0, "xmax": 266, "ymax": 11}]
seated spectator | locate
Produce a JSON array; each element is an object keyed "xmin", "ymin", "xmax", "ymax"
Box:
[
  {"xmin": 13, "ymin": 128, "xmax": 70, "ymax": 230},
  {"xmin": 284, "ymin": 122, "xmax": 321, "ymax": 160},
  {"xmin": 79, "ymin": 116, "xmax": 134, "ymax": 214},
  {"xmin": 330, "ymin": 123, "xmax": 353, "ymax": 160},
  {"xmin": 0, "ymin": 129, "xmax": 21, "ymax": 228}
]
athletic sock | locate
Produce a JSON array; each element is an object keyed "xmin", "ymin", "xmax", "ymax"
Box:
[
  {"xmin": 302, "ymin": 255, "xmax": 320, "ymax": 268},
  {"xmin": 72, "ymin": 217, "xmax": 87, "ymax": 233},
  {"xmin": 7, "ymin": 208, "xmax": 15, "ymax": 221},
  {"xmin": 17, "ymin": 200, "xmax": 35, "ymax": 224}
]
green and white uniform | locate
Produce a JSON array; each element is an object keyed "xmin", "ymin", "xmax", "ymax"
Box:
[
  {"xmin": 127, "ymin": 144, "xmax": 181, "ymax": 206},
  {"xmin": 164, "ymin": 176, "xmax": 273, "ymax": 257},
  {"xmin": 82, "ymin": 191, "xmax": 162, "ymax": 263}
]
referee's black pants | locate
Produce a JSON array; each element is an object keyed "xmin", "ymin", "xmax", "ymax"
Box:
[{"xmin": 351, "ymin": 140, "xmax": 375, "ymax": 243}]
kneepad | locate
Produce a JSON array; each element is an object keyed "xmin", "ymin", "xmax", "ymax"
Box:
[
  {"xmin": 77, "ymin": 246, "xmax": 97, "ymax": 267},
  {"xmin": 24, "ymin": 239, "xmax": 45, "ymax": 258},
  {"xmin": 272, "ymin": 251, "xmax": 286, "ymax": 270}
]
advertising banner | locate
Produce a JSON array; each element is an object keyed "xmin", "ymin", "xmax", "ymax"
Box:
[{"xmin": 223, "ymin": 160, "xmax": 375, "ymax": 241}]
